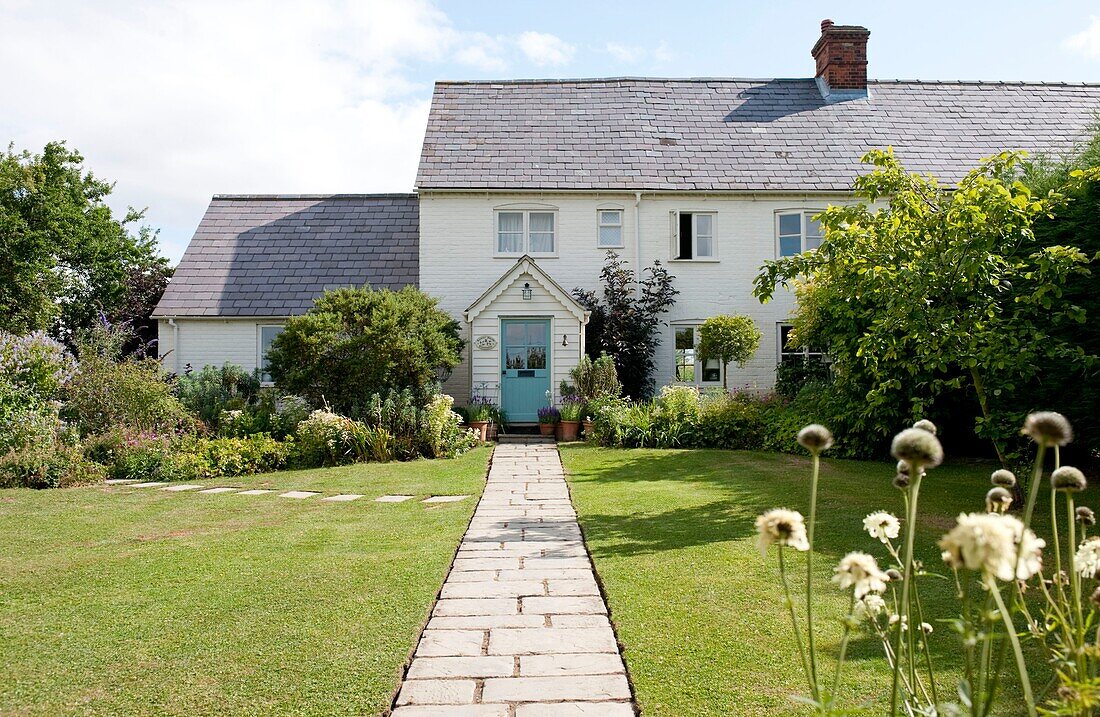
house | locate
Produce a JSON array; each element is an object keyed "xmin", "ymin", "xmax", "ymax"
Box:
[{"xmin": 154, "ymin": 20, "xmax": 1100, "ymax": 423}]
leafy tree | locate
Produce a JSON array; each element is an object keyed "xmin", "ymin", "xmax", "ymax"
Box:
[
  {"xmin": 266, "ymin": 286, "xmax": 464, "ymax": 416},
  {"xmin": 697, "ymin": 314, "xmax": 762, "ymax": 389},
  {"xmin": 755, "ymin": 149, "xmax": 1098, "ymax": 465},
  {"xmin": 0, "ymin": 142, "xmax": 171, "ymax": 346},
  {"xmin": 573, "ymin": 251, "xmax": 678, "ymax": 399}
]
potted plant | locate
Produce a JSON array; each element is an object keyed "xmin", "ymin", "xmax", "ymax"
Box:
[
  {"xmin": 466, "ymin": 397, "xmax": 493, "ymax": 442},
  {"xmin": 558, "ymin": 398, "xmax": 583, "ymax": 441},
  {"xmin": 537, "ymin": 406, "xmax": 560, "ymax": 436},
  {"xmin": 582, "ymin": 414, "xmax": 595, "ymax": 438}
]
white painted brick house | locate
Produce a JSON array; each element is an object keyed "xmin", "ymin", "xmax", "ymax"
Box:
[{"xmin": 155, "ymin": 20, "xmax": 1100, "ymax": 422}]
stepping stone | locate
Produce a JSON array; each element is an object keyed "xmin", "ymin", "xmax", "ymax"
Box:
[
  {"xmin": 423, "ymin": 495, "xmax": 469, "ymax": 503},
  {"xmin": 104, "ymin": 479, "xmax": 138, "ymax": 485},
  {"xmin": 129, "ymin": 482, "xmax": 167, "ymax": 488},
  {"xmin": 376, "ymin": 494, "xmax": 414, "ymax": 503},
  {"xmin": 279, "ymin": 491, "xmax": 320, "ymax": 499},
  {"xmin": 162, "ymin": 484, "xmax": 203, "ymax": 492},
  {"xmin": 237, "ymin": 489, "xmax": 273, "ymax": 495},
  {"xmin": 322, "ymin": 494, "xmax": 364, "ymax": 502},
  {"xmin": 198, "ymin": 487, "xmax": 238, "ymax": 494}
]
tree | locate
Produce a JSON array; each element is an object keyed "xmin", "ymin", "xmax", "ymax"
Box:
[
  {"xmin": 754, "ymin": 148, "xmax": 1098, "ymax": 464},
  {"xmin": 266, "ymin": 286, "xmax": 464, "ymax": 416},
  {"xmin": 573, "ymin": 251, "xmax": 678, "ymax": 399},
  {"xmin": 0, "ymin": 142, "xmax": 171, "ymax": 346},
  {"xmin": 697, "ymin": 314, "xmax": 762, "ymax": 389}
]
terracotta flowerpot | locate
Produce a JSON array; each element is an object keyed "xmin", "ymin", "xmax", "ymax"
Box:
[
  {"xmin": 539, "ymin": 422, "xmax": 556, "ymax": 437},
  {"xmin": 469, "ymin": 421, "xmax": 489, "ymax": 442},
  {"xmin": 487, "ymin": 422, "xmax": 499, "ymax": 441},
  {"xmin": 559, "ymin": 420, "xmax": 580, "ymax": 442},
  {"xmin": 582, "ymin": 419, "xmax": 594, "ymax": 438}
]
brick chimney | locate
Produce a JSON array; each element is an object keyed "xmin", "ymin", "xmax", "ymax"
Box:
[{"xmin": 811, "ymin": 19, "xmax": 870, "ymax": 99}]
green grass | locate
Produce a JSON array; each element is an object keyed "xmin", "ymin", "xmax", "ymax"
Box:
[
  {"xmin": 560, "ymin": 445, "xmax": 1034, "ymax": 716},
  {"xmin": 0, "ymin": 447, "xmax": 491, "ymax": 717}
]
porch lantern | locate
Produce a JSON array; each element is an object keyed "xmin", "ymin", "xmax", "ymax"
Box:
[{"xmin": 521, "ymin": 282, "xmax": 533, "ymax": 300}]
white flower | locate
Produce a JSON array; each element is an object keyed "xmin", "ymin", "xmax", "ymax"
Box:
[
  {"xmin": 863, "ymin": 511, "xmax": 901, "ymax": 543},
  {"xmin": 755, "ymin": 508, "xmax": 809, "ymax": 554},
  {"xmin": 853, "ymin": 593, "xmax": 886, "ymax": 621},
  {"xmin": 1075, "ymin": 538, "xmax": 1100, "ymax": 579},
  {"xmin": 939, "ymin": 513, "xmax": 1045, "ymax": 581},
  {"xmin": 833, "ymin": 551, "xmax": 889, "ymax": 598}
]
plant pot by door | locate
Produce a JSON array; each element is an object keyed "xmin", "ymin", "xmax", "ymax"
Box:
[
  {"xmin": 582, "ymin": 419, "xmax": 594, "ymax": 438},
  {"xmin": 539, "ymin": 422, "xmax": 556, "ymax": 437},
  {"xmin": 470, "ymin": 421, "xmax": 489, "ymax": 442},
  {"xmin": 559, "ymin": 420, "xmax": 580, "ymax": 442}
]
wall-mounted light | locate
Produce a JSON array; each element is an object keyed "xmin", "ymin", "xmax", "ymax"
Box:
[
  {"xmin": 562, "ymin": 334, "xmax": 568, "ymax": 347},
  {"xmin": 521, "ymin": 282, "xmax": 532, "ymax": 300}
]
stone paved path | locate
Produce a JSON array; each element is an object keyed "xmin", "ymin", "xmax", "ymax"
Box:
[{"xmin": 392, "ymin": 442, "xmax": 633, "ymax": 716}]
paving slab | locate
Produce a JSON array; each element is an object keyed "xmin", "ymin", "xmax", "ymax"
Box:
[
  {"xmin": 395, "ymin": 442, "xmax": 632, "ymax": 714},
  {"xmin": 376, "ymin": 494, "xmax": 414, "ymax": 502},
  {"xmin": 161, "ymin": 484, "xmax": 203, "ymax": 492},
  {"xmin": 128, "ymin": 482, "xmax": 167, "ymax": 488},
  {"xmin": 197, "ymin": 487, "xmax": 237, "ymax": 494},
  {"xmin": 321, "ymin": 494, "xmax": 364, "ymax": 502},
  {"xmin": 104, "ymin": 479, "xmax": 138, "ymax": 485},
  {"xmin": 278, "ymin": 491, "xmax": 319, "ymax": 499},
  {"xmin": 423, "ymin": 495, "xmax": 469, "ymax": 503},
  {"xmin": 236, "ymin": 489, "xmax": 273, "ymax": 495}
]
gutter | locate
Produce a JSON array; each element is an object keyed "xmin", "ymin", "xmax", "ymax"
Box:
[
  {"xmin": 634, "ymin": 191, "xmax": 643, "ymax": 294},
  {"xmin": 167, "ymin": 318, "xmax": 180, "ymax": 374}
]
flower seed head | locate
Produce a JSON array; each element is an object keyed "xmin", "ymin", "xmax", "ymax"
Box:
[
  {"xmin": 1021, "ymin": 411, "xmax": 1073, "ymax": 447},
  {"xmin": 1052, "ymin": 466, "xmax": 1087, "ymax": 493},
  {"xmin": 1076, "ymin": 506, "xmax": 1096, "ymax": 526},
  {"xmin": 891, "ymin": 427, "xmax": 944, "ymax": 469},
  {"xmin": 797, "ymin": 424, "xmax": 834, "ymax": 454},
  {"xmin": 893, "ymin": 473, "xmax": 911, "ymax": 490},
  {"xmin": 986, "ymin": 487, "xmax": 1013, "ymax": 514},
  {"xmin": 990, "ymin": 469, "xmax": 1016, "ymax": 488},
  {"xmin": 912, "ymin": 419, "xmax": 938, "ymax": 436},
  {"xmin": 897, "ymin": 460, "xmax": 911, "ymax": 476},
  {"xmin": 1092, "ymin": 586, "xmax": 1100, "ymax": 607},
  {"xmin": 886, "ymin": 568, "xmax": 902, "ymax": 581}
]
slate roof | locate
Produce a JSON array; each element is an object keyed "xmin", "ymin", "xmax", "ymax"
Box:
[
  {"xmin": 416, "ymin": 78, "xmax": 1100, "ymax": 191},
  {"xmin": 153, "ymin": 194, "xmax": 418, "ymax": 317}
]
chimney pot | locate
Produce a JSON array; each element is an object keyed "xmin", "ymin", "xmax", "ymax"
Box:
[{"xmin": 820, "ymin": 19, "xmax": 834, "ymax": 31}]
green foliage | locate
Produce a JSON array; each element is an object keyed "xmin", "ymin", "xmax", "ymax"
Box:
[
  {"xmin": 420, "ymin": 393, "xmax": 476, "ymax": 459},
  {"xmin": 573, "ymin": 251, "xmax": 678, "ymax": 399},
  {"xmin": 0, "ymin": 142, "xmax": 171, "ymax": 344},
  {"xmin": 754, "ymin": 149, "xmax": 1099, "ymax": 462},
  {"xmin": 569, "ymin": 353, "xmax": 622, "ymax": 402},
  {"xmin": 218, "ymin": 390, "xmax": 310, "ymax": 440},
  {"xmin": 293, "ymin": 409, "xmax": 370, "ymax": 467},
  {"xmin": 558, "ymin": 398, "xmax": 584, "ymax": 422},
  {"xmin": 774, "ymin": 356, "xmax": 831, "ymax": 398},
  {"xmin": 267, "ymin": 286, "xmax": 464, "ymax": 416},
  {"xmin": 176, "ymin": 364, "xmax": 261, "ymax": 428},
  {"xmin": 0, "ymin": 442, "xmax": 103, "ymax": 489},
  {"xmin": 696, "ymin": 315, "xmax": 762, "ymax": 388},
  {"xmin": 65, "ymin": 323, "xmax": 192, "ymax": 436}
]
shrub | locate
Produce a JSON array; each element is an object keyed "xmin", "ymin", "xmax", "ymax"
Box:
[
  {"xmin": 293, "ymin": 409, "xmax": 368, "ymax": 467},
  {"xmin": 774, "ymin": 356, "xmax": 831, "ymax": 398},
  {"xmin": 696, "ymin": 315, "xmax": 762, "ymax": 389},
  {"xmin": 184, "ymin": 435, "xmax": 290, "ymax": 479},
  {"xmin": 219, "ymin": 390, "xmax": 310, "ymax": 440},
  {"xmin": 0, "ymin": 442, "xmax": 103, "ymax": 489},
  {"xmin": 419, "ymin": 394, "xmax": 476, "ymax": 459},
  {"xmin": 697, "ymin": 390, "xmax": 766, "ymax": 450},
  {"xmin": 570, "ymin": 353, "xmax": 622, "ymax": 401},
  {"xmin": 267, "ymin": 286, "xmax": 464, "ymax": 416},
  {"xmin": 176, "ymin": 364, "xmax": 261, "ymax": 428},
  {"xmin": 0, "ymin": 330, "xmax": 76, "ymax": 401}
]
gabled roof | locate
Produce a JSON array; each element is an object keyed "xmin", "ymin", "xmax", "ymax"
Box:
[
  {"xmin": 416, "ymin": 77, "xmax": 1100, "ymax": 192},
  {"xmin": 153, "ymin": 194, "xmax": 418, "ymax": 317},
  {"xmin": 465, "ymin": 255, "xmax": 589, "ymax": 323}
]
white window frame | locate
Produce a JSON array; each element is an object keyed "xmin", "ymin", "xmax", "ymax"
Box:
[
  {"xmin": 495, "ymin": 210, "xmax": 558, "ymax": 258},
  {"xmin": 673, "ymin": 324, "xmax": 723, "ymax": 386},
  {"xmin": 775, "ymin": 210, "xmax": 825, "ymax": 258},
  {"xmin": 670, "ymin": 211, "xmax": 718, "ymax": 262},
  {"xmin": 777, "ymin": 323, "xmax": 827, "ymax": 365},
  {"xmin": 597, "ymin": 209, "xmax": 624, "ymax": 248},
  {"xmin": 258, "ymin": 324, "xmax": 284, "ymax": 385}
]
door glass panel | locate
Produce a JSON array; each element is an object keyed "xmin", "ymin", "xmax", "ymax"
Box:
[
  {"xmin": 505, "ymin": 322, "xmax": 526, "ymax": 345},
  {"xmin": 527, "ymin": 346, "xmax": 546, "ymax": 369},
  {"xmin": 526, "ymin": 321, "xmax": 547, "ymax": 345},
  {"xmin": 505, "ymin": 348, "xmax": 526, "ymax": 369}
]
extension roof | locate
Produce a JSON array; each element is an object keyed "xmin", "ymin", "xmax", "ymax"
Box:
[
  {"xmin": 153, "ymin": 194, "xmax": 418, "ymax": 317},
  {"xmin": 416, "ymin": 78, "xmax": 1100, "ymax": 192}
]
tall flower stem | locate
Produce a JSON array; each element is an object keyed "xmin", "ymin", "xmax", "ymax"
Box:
[
  {"xmin": 986, "ymin": 576, "xmax": 1036, "ymax": 717},
  {"xmin": 805, "ymin": 453, "xmax": 822, "ymax": 702},
  {"xmin": 1067, "ymin": 493, "xmax": 1086, "ymax": 677},
  {"xmin": 1021, "ymin": 445, "xmax": 1046, "ymax": 536},
  {"xmin": 778, "ymin": 547, "xmax": 814, "ymax": 701},
  {"xmin": 890, "ymin": 469, "xmax": 923, "ymax": 716},
  {"xmin": 830, "ymin": 594, "xmax": 856, "ymax": 708},
  {"xmin": 1050, "ymin": 486, "xmax": 1066, "ymax": 605}
]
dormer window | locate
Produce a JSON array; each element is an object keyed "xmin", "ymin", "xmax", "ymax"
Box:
[
  {"xmin": 670, "ymin": 211, "xmax": 716, "ymax": 261},
  {"xmin": 496, "ymin": 211, "xmax": 556, "ymax": 256},
  {"xmin": 777, "ymin": 211, "xmax": 824, "ymax": 257}
]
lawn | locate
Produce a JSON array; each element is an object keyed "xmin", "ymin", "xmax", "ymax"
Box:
[
  {"xmin": 559, "ymin": 445, "xmax": 1034, "ymax": 716},
  {"xmin": 0, "ymin": 447, "xmax": 491, "ymax": 717}
]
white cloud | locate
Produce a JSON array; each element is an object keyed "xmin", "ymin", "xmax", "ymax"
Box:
[
  {"xmin": 1065, "ymin": 15, "xmax": 1100, "ymax": 59},
  {"xmin": 0, "ymin": 0, "xmax": 507, "ymax": 262},
  {"xmin": 654, "ymin": 41, "xmax": 674, "ymax": 64},
  {"xmin": 518, "ymin": 31, "xmax": 575, "ymax": 67},
  {"xmin": 605, "ymin": 42, "xmax": 643, "ymax": 63}
]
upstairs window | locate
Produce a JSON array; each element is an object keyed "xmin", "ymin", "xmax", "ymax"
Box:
[
  {"xmin": 674, "ymin": 326, "xmax": 722, "ymax": 385},
  {"xmin": 598, "ymin": 210, "xmax": 623, "ymax": 248},
  {"xmin": 777, "ymin": 211, "xmax": 824, "ymax": 257},
  {"xmin": 671, "ymin": 212, "xmax": 716, "ymax": 260},
  {"xmin": 496, "ymin": 211, "xmax": 556, "ymax": 256},
  {"xmin": 259, "ymin": 325, "xmax": 284, "ymax": 384}
]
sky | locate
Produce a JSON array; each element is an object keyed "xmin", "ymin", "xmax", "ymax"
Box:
[{"xmin": 3, "ymin": 0, "xmax": 1100, "ymax": 263}]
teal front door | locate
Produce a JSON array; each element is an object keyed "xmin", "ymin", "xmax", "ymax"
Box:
[{"xmin": 500, "ymin": 319, "xmax": 551, "ymax": 423}]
